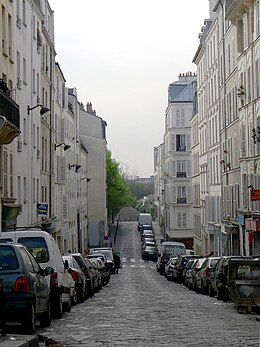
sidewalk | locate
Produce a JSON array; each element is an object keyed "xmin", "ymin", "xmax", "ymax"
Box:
[{"xmin": 0, "ymin": 334, "xmax": 38, "ymax": 347}]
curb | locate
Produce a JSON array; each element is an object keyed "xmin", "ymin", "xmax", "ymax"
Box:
[{"xmin": 0, "ymin": 335, "xmax": 38, "ymax": 347}]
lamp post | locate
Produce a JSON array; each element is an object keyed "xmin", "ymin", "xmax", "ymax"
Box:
[{"xmin": 27, "ymin": 104, "xmax": 49, "ymax": 116}]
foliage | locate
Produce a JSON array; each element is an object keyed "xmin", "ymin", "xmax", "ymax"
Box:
[
  {"xmin": 135, "ymin": 195, "xmax": 154, "ymax": 216},
  {"xmin": 106, "ymin": 150, "xmax": 135, "ymax": 221}
]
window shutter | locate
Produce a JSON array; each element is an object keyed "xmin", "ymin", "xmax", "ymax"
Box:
[
  {"xmin": 187, "ymin": 160, "xmax": 191, "ymax": 177},
  {"xmin": 62, "ymin": 195, "xmax": 68, "ymax": 219},
  {"xmin": 172, "ymin": 135, "xmax": 176, "ymax": 151},
  {"xmin": 186, "ymin": 134, "xmax": 191, "ymax": 150},
  {"xmin": 177, "ymin": 212, "xmax": 182, "ymax": 228},
  {"xmin": 241, "ymin": 124, "xmax": 246, "ymax": 157},
  {"xmin": 172, "ymin": 160, "xmax": 176, "ymax": 177},
  {"xmin": 60, "ymin": 157, "xmax": 66, "ymax": 182},
  {"xmin": 183, "ymin": 212, "xmax": 187, "ymax": 228},
  {"xmin": 172, "ymin": 186, "xmax": 176, "ymax": 203},
  {"xmin": 60, "ymin": 118, "xmax": 65, "ymax": 143},
  {"xmin": 187, "ymin": 186, "xmax": 192, "ymax": 203},
  {"xmin": 176, "ymin": 109, "xmax": 180, "ymax": 126}
]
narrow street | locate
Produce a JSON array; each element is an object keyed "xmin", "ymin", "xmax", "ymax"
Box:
[{"xmin": 38, "ymin": 222, "xmax": 260, "ymax": 347}]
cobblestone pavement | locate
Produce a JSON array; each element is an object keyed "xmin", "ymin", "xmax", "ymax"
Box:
[{"xmin": 37, "ymin": 222, "xmax": 260, "ymax": 347}]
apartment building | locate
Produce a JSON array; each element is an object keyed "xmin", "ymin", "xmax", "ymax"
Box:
[
  {"xmin": 162, "ymin": 73, "xmax": 196, "ymax": 249},
  {"xmin": 0, "ymin": 0, "xmax": 108, "ymax": 253}
]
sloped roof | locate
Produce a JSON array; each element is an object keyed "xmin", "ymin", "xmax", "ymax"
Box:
[{"xmin": 168, "ymin": 80, "xmax": 195, "ymax": 103}]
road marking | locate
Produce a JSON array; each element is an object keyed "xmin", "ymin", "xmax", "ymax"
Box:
[
  {"xmin": 130, "ymin": 258, "xmax": 135, "ymax": 263},
  {"xmin": 130, "ymin": 264, "xmax": 136, "ymax": 268}
]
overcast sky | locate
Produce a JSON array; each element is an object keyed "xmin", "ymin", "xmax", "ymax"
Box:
[{"xmin": 49, "ymin": 0, "xmax": 210, "ymax": 177}]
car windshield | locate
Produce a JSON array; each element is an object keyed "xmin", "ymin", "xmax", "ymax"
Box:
[
  {"xmin": 17, "ymin": 236, "xmax": 49, "ymax": 263},
  {"xmin": 0, "ymin": 245, "xmax": 18, "ymax": 270}
]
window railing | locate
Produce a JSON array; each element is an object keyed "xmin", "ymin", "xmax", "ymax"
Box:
[
  {"xmin": 176, "ymin": 172, "xmax": 186, "ymax": 178},
  {"xmin": 177, "ymin": 146, "xmax": 186, "ymax": 151},
  {"xmin": 177, "ymin": 198, "xmax": 187, "ymax": 204}
]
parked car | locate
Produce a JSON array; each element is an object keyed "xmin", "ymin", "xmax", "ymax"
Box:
[
  {"xmin": 62, "ymin": 254, "xmax": 86, "ymax": 303},
  {"xmin": 141, "ymin": 245, "xmax": 158, "ymax": 261},
  {"xmin": 72, "ymin": 253, "xmax": 95, "ymax": 297},
  {"xmin": 183, "ymin": 259, "xmax": 197, "ymax": 286},
  {"xmin": 90, "ymin": 248, "xmax": 115, "ymax": 273},
  {"xmin": 172, "ymin": 255, "xmax": 202, "ymax": 283},
  {"xmin": 164, "ymin": 257, "xmax": 178, "ymax": 281},
  {"xmin": 141, "ymin": 224, "xmax": 153, "ymax": 232},
  {"xmin": 141, "ymin": 240, "xmax": 157, "ymax": 250},
  {"xmin": 156, "ymin": 242, "xmax": 186, "ymax": 274},
  {"xmin": 188, "ymin": 258, "xmax": 207, "ymax": 292},
  {"xmin": 138, "ymin": 213, "xmax": 152, "ymax": 231},
  {"xmin": 195, "ymin": 257, "xmax": 220, "ymax": 294},
  {"xmin": 88, "ymin": 259, "xmax": 102, "ymax": 292},
  {"xmin": 0, "ymin": 243, "xmax": 54, "ymax": 334},
  {"xmin": 86, "ymin": 255, "xmax": 110, "ymax": 286},
  {"xmin": 0, "ymin": 230, "xmax": 72, "ymax": 318}
]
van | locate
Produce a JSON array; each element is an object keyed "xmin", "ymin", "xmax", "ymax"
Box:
[
  {"xmin": 137, "ymin": 213, "xmax": 152, "ymax": 231},
  {"xmin": 0, "ymin": 230, "xmax": 71, "ymax": 318},
  {"xmin": 156, "ymin": 241, "xmax": 186, "ymax": 274}
]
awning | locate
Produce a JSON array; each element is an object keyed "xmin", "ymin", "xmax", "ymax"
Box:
[
  {"xmin": 0, "ymin": 116, "xmax": 20, "ymax": 144},
  {"xmin": 2, "ymin": 203, "xmax": 22, "ymax": 231}
]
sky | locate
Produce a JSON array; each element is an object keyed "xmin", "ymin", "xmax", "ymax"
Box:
[{"xmin": 49, "ymin": 0, "xmax": 210, "ymax": 177}]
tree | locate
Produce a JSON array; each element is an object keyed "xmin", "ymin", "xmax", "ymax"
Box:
[{"xmin": 106, "ymin": 150, "xmax": 134, "ymax": 223}]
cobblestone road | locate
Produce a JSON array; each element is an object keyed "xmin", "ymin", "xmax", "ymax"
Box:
[{"xmin": 37, "ymin": 222, "xmax": 260, "ymax": 347}]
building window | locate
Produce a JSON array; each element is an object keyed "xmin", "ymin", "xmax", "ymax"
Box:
[{"xmin": 177, "ymin": 186, "xmax": 187, "ymax": 204}]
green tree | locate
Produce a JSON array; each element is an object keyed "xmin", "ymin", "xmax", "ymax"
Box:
[{"xmin": 106, "ymin": 150, "xmax": 134, "ymax": 223}]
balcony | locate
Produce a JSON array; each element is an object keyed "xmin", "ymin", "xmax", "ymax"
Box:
[
  {"xmin": 177, "ymin": 198, "xmax": 187, "ymax": 204},
  {"xmin": 0, "ymin": 80, "xmax": 20, "ymax": 144},
  {"xmin": 225, "ymin": 0, "xmax": 244, "ymax": 20},
  {"xmin": 176, "ymin": 172, "xmax": 186, "ymax": 178}
]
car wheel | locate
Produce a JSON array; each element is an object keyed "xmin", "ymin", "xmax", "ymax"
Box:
[
  {"xmin": 40, "ymin": 302, "xmax": 51, "ymax": 328},
  {"xmin": 201, "ymin": 281, "xmax": 205, "ymax": 295},
  {"xmin": 23, "ymin": 304, "xmax": 36, "ymax": 334},
  {"xmin": 52, "ymin": 294, "xmax": 63, "ymax": 319},
  {"xmin": 208, "ymin": 283, "xmax": 215, "ymax": 297},
  {"xmin": 64, "ymin": 296, "xmax": 71, "ymax": 313},
  {"xmin": 77, "ymin": 285, "xmax": 85, "ymax": 303}
]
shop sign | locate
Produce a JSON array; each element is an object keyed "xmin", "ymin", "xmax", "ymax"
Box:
[{"xmin": 250, "ymin": 189, "xmax": 260, "ymax": 201}]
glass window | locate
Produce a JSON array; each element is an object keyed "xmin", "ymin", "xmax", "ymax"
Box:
[
  {"xmin": 17, "ymin": 237, "xmax": 49, "ymax": 263},
  {"xmin": 20, "ymin": 247, "xmax": 34, "ymax": 272},
  {"xmin": 0, "ymin": 246, "xmax": 18, "ymax": 270}
]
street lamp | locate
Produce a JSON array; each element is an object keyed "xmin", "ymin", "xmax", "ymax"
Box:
[
  {"xmin": 55, "ymin": 143, "xmax": 71, "ymax": 151},
  {"xmin": 81, "ymin": 177, "xmax": 91, "ymax": 182},
  {"xmin": 27, "ymin": 104, "xmax": 49, "ymax": 116},
  {"xmin": 69, "ymin": 163, "xmax": 82, "ymax": 172}
]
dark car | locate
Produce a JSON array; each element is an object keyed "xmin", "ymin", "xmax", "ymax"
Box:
[
  {"xmin": 172, "ymin": 255, "xmax": 202, "ymax": 283},
  {"xmin": 188, "ymin": 257, "xmax": 207, "ymax": 291},
  {"xmin": 85, "ymin": 254, "xmax": 110, "ymax": 285},
  {"xmin": 72, "ymin": 253, "xmax": 95, "ymax": 298},
  {"xmin": 141, "ymin": 245, "xmax": 158, "ymax": 261},
  {"xmin": 195, "ymin": 257, "xmax": 220, "ymax": 294},
  {"xmin": 0, "ymin": 243, "xmax": 53, "ymax": 334},
  {"xmin": 62, "ymin": 254, "xmax": 86, "ymax": 303}
]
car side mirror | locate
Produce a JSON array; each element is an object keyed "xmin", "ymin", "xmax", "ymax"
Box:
[{"xmin": 42, "ymin": 266, "xmax": 54, "ymax": 276}]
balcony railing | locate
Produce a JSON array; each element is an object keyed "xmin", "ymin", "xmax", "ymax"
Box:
[
  {"xmin": 177, "ymin": 198, "xmax": 187, "ymax": 204},
  {"xmin": 177, "ymin": 146, "xmax": 186, "ymax": 152},
  {"xmin": 0, "ymin": 89, "xmax": 20, "ymax": 129},
  {"xmin": 176, "ymin": 172, "xmax": 186, "ymax": 178}
]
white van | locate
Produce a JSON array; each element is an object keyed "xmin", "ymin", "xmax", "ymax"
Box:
[
  {"xmin": 137, "ymin": 213, "xmax": 152, "ymax": 231},
  {"xmin": 156, "ymin": 241, "xmax": 186, "ymax": 274},
  {"xmin": 0, "ymin": 230, "xmax": 71, "ymax": 318}
]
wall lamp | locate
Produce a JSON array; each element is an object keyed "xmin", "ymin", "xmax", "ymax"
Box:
[
  {"xmin": 69, "ymin": 163, "xmax": 82, "ymax": 172},
  {"xmin": 81, "ymin": 177, "xmax": 91, "ymax": 182},
  {"xmin": 27, "ymin": 104, "xmax": 50, "ymax": 116},
  {"xmin": 55, "ymin": 143, "xmax": 71, "ymax": 151}
]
